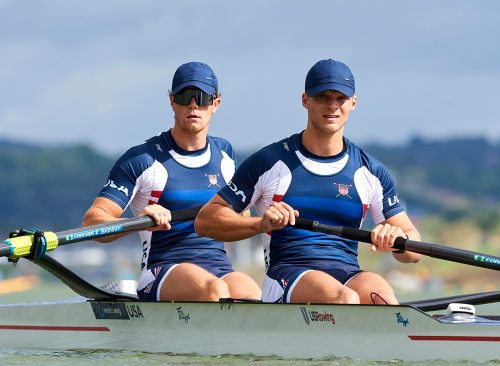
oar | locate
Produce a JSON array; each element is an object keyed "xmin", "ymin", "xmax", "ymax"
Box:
[
  {"xmin": 404, "ymin": 290, "xmax": 500, "ymax": 311},
  {"xmin": 0, "ymin": 206, "xmax": 202, "ymax": 260},
  {"xmin": 31, "ymin": 255, "xmax": 138, "ymax": 301},
  {"xmin": 293, "ymin": 218, "xmax": 500, "ymax": 271}
]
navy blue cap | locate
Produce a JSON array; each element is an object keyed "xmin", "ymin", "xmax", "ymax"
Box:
[
  {"xmin": 171, "ymin": 62, "xmax": 218, "ymax": 95},
  {"xmin": 305, "ymin": 59, "xmax": 355, "ymax": 97}
]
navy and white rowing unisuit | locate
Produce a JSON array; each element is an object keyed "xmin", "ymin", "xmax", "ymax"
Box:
[
  {"xmin": 97, "ymin": 129, "xmax": 236, "ymax": 299},
  {"xmin": 217, "ymin": 132, "xmax": 404, "ymax": 302}
]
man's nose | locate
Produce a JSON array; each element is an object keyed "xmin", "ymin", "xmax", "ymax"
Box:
[
  {"xmin": 325, "ymin": 97, "xmax": 341, "ymax": 109},
  {"xmin": 188, "ymin": 97, "xmax": 199, "ymax": 108}
]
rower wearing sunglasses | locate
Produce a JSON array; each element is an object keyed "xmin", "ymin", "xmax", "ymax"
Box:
[{"xmin": 82, "ymin": 62, "xmax": 261, "ymax": 302}]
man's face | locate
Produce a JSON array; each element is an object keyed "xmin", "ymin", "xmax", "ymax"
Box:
[
  {"xmin": 170, "ymin": 88, "xmax": 220, "ymax": 134},
  {"xmin": 302, "ymin": 90, "xmax": 356, "ymax": 136}
]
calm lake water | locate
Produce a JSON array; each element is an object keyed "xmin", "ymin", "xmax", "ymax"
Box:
[{"xmin": 0, "ymin": 348, "xmax": 498, "ymax": 366}]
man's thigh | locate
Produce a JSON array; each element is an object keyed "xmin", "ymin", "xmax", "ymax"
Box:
[
  {"xmin": 291, "ymin": 270, "xmax": 359, "ymax": 304},
  {"xmin": 160, "ymin": 263, "xmax": 229, "ymax": 301},
  {"xmin": 222, "ymin": 271, "xmax": 261, "ymax": 299}
]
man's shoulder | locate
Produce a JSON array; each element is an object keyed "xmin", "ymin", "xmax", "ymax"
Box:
[
  {"xmin": 259, "ymin": 133, "xmax": 299, "ymax": 156},
  {"xmin": 345, "ymin": 139, "xmax": 394, "ymax": 183},
  {"xmin": 115, "ymin": 139, "xmax": 156, "ymax": 167},
  {"xmin": 208, "ymin": 135, "xmax": 234, "ymax": 154},
  {"xmin": 346, "ymin": 139, "xmax": 385, "ymax": 169},
  {"xmin": 233, "ymin": 134, "xmax": 298, "ymax": 176}
]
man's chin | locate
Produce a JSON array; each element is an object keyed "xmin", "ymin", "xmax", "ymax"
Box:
[{"xmin": 179, "ymin": 122, "xmax": 209, "ymax": 134}]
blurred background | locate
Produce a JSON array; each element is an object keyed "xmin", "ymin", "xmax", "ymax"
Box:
[
  {"xmin": 1, "ymin": 0, "xmax": 499, "ymax": 302},
  {"xmin": 1, "ymin": 141, "xmax": 498, "ymax": 302}
]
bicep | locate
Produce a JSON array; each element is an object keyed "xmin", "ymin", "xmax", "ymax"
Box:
[
  {"xmin": 197, "ymin": 193, "xmax": 239, "ymax": 222},
  {"xmin": 200, "ymin": 194, "xmax": 232, "ymax": 216}
]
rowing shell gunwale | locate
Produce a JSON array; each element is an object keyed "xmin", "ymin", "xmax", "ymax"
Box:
[{"xmin": 0, "ymin": 297, "xmax": 498, "ymax": 362}]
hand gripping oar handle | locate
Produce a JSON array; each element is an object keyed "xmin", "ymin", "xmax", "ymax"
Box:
[
  {"xmin": 293, "ymin": 217, "xmax": 500, "ymax": 271},
  {"xmin": 0, "ymin": 206, "xmax": 202, "ymax": 259}
]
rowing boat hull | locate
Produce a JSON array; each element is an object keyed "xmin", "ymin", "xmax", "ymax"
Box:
[{"xmin": 0, "ymin": 299, "xmax": 498, "ymax": 361}]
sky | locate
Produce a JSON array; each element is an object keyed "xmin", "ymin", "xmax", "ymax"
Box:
[{"xmin": 1, "ymin": 0, "xmax": 499, "ymax": 156}]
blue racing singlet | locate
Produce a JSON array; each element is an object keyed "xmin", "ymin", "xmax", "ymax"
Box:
[
  {"xmin": 97, "ymin": 129, "xmax": 236, "ymax": 272},
  {"xmin": 218, "ymin": 132, "xmax": 404, "ymax": 272}
]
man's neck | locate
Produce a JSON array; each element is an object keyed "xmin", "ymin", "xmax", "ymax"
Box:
[
  {"xmin": 170, "ymin": 126, "xmax": 207, "ymax": 151},
  {"xmin": 301, "ymin": 128, "xmax": 345, "ymax": 157}
]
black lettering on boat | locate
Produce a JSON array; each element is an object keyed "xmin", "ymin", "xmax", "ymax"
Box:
[
  {"xmin": 395, "ymin": 312, "xmax": 409, "ymax": 327},
  {"xmin": 176, "ymin": 306, "xmax": 190, "ymax": 324},
  {"xmin": 126, "ymin": 304, "xmax": 144, "ymax": 318},
  {"xmin": 91, "ymin": 302, "xmax": 130, "ymax": 320},
  {"xmin": 299, "ymin": 307, "xmax": 335, "ymax": 325}
]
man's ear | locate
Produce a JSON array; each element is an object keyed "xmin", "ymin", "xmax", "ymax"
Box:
[
  {"xmin": 212, "ymin": 97, "xmax": 221, "ymax": 113},
  {"xmin": 350, "ymin": 95, "xmax": 357, "ymax": 111},
  {"xmin": 301, "ymin": 93, "xmax": 309, "ymax": 109}
]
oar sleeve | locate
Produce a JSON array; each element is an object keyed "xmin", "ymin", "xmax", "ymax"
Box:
[{"xmin": 2, "ymin": 232, "xmax": 58, "ymax": 259}]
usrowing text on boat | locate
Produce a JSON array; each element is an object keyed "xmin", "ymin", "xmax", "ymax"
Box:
[{"xmin": 300, "ymin": 306, "xmax": 336, "ymax": 325}]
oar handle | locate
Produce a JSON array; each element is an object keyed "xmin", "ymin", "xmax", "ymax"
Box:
[
  {"xmin": 339, "ymin": 226, "xmax": 408, "ymax": 251},
  {"xmin": 294, "ymin": 219, "xmax": 406, "ymax": 250},
  {"xmin": 293, "ymin": 217, "xmax": 500, "ymax": 271}
]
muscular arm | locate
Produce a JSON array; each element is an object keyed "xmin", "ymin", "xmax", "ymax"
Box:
[
  {"xmin": 82, "ymin": 197, "xmax": 127, "ymax": 243},
  {"xmin": 195, "ymin": 194, "xmax": 298, "ymax": 242},
  {"xmin": 371, "ymin": 211, "xmax": 422, "ymax": 264},
  {"xmin": 82, "ymin": 197, "xmax": 172, "ymax": 243}
]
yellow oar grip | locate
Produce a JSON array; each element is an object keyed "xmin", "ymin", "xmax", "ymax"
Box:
[{"xmin": 4, "ymin": 232, "xmax": 59, "ymax": 259}]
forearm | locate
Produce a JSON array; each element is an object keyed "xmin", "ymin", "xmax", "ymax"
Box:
[
  {"xmin": 195, "ymin": 203, "xmax": 263, "ymax": 242},
  {"xmin": 393, "ymin": 227, "xmax": 422, "ymax": 263},
  {"xmin": 82, "ymin": 200, "xmax": 126, "ymax": 243}
]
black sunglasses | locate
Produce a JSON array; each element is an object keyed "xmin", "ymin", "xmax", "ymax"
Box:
[{"xmin": 173, "ymin": 89, "xmax": 214, "ymax": 106}]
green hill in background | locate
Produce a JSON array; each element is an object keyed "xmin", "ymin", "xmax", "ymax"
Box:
[
  {"xmin": 1, "ymin": 136, "xmax": 499, "ymax": 238},
  {"xmin": 363, "ymin": 137, "xmax": 500, "ymax": 235},
  {"xmin": 0, "ymin": 140, "xmax": 114, "ymax": 235},
  {"xmin": 365, "ymin": 137, "xmax": 499, "ymax": 213}
]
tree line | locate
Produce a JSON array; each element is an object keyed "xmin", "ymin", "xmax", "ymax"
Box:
[{"xmin": 1, "ymin": 136, "xmax": 499, "ymax": 239}]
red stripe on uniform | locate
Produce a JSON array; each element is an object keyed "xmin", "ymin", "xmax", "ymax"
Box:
[
  {"xmin": 150, "ymin": 191, "xmax": 162, "ymax": 198},
  {"xmin": 267, "ymin": 194, "xmax": 287, "ymax": 235},
  {"xmin": 272, "ymin": 194, "xmax": 284, "ymax": 202},
  {"xmin": 409, "ymin": 335, "xmax": 500, "ymax": 342},
  {"xmin": 362, "ymin": 204, "xmax": 368, "ymax": 219}
]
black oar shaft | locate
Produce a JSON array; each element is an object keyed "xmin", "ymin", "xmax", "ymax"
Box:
[
  {"xmin": 56, "ymin": 216, "xmax": 155, "ymax": 245},
  {"xmin": 404, "ymin": 240, "xmax": 499, "ymax": 270},
  {"xmin": 294, "ymin": 218, "xmax": 500, "ymax": 271},
  {"xmin": 0, "ymin": 206, "xmax": 202, "ymax": 257}
]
